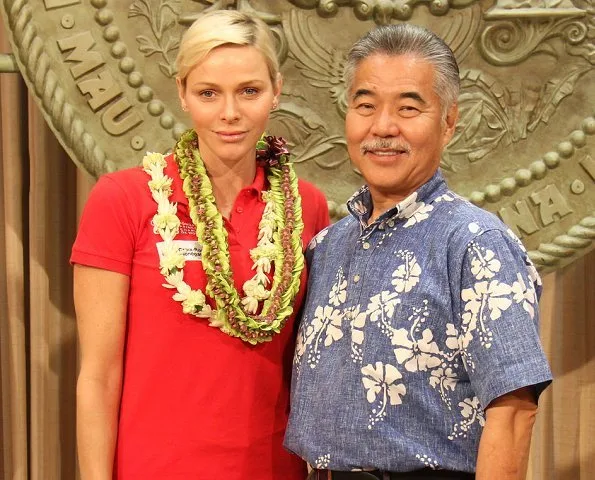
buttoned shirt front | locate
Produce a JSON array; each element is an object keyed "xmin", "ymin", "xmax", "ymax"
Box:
[{"xmin": 284, "ymin": 170, "xmax": 552, "ymax": 473}]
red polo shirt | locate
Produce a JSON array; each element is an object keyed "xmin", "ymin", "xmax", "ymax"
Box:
[{"xmin": 71, "ymin": 154, "xmax": 329, "ymax": 479}]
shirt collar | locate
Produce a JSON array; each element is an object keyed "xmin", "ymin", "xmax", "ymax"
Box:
[
  {"xmin": 347, "ymin": 169, "xmax": 448, "ymax": 228},
  {"xmin": 165, "ymin": 153, "xmax": 267, "ymax": 206}
]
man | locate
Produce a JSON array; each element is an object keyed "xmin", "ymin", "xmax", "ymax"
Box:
[{"xmin": 284, "ymin": 24, "xmax": 552, "ymax": 480}]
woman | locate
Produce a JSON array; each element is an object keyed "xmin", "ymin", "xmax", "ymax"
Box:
[{"xmin": 71, "ymin": 10, "xmax": 329, "ymax": 480}]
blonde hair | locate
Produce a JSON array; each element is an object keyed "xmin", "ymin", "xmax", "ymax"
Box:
[{"xmin": 176, "ymin": 10, "xmax": 279, "ymax": 88}]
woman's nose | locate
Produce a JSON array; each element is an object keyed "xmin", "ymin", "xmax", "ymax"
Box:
[{"xmin": 220, "ymin": 96, "xmax": 240, "ymax": 123}]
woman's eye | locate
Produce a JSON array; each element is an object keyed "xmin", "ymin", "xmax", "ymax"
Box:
[
  {"xmin": 243, "ymin": 87, "xmax": 259, "ymax": 95},
  {"xmin": 198, "ymin": 90, "xmax": 215, "ymax": 98}
]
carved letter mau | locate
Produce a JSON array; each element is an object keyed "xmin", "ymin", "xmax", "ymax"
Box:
[
  {"xmin": 44, "ymin": 0, "xmax": 80, "ymax": 8},
  {"xmin": 580, "ymin": 155, "xmax": 595, "ymax": 182},
  {"xmin": 77, "ymin": 71, "xmax": 122, "ymax": 111},
  {"xmin": 57, "ymin": 31, "xmax": 104, "ymax": 79},
  {"xmin": 101, "ymin": 98, "xmax": 143, "ymax": 136},
  {"xmin": 499, "ymin": 200, "xmax": 540, "ymax": 238},
  {"xmin": 530, "ymin": 184, "xmax": 573, "ymax": 226}
]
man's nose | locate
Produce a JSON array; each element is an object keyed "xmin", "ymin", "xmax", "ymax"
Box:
[{"xmin": 370, "ymin": 106, "xmax": 400, "ymax": 137}]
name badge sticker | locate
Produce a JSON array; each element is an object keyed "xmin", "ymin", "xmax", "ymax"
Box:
[{"xmin": 156, "ymin": 240, "xmax": 202, "ymax": 261}]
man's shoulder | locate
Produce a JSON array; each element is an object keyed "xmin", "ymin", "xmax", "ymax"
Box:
[
  {"xmin": 305, "ymin": 215, "xmax": 357, "ymax": 254},
  {"xmin": 433, "ymin": 192, "xmax": 510, "ymax": 237}
]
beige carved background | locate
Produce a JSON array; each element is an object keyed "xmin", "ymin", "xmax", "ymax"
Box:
[{"xmin": 1, "ymin": 0, "xmax": 594, "ymax": 479}]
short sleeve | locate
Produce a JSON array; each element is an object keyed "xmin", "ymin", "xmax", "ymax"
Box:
[
  {"xmin": 70, "ymin": 173, "xmax": 141, "ymax": 276},
  {"xmin": 314, "ymin": 189, "xmax": 331, "ymax": 233},
  {"xmin": 458, "ymin": 229, "xmax": 552, "ymax": 408}
]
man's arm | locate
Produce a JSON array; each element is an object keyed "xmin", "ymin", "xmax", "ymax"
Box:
[
  {"xmin": 476, "ymin": 386, "xmax": 538, "ymax": 480},
  {"xmin": 75, "ymin": 265, "xmax": 129, "ymax": 480}
]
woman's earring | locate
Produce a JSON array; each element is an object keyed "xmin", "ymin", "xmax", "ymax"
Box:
[
  {"xmin": 271, "ymin": 101, "xmax": 278, "ymax": 111},
  {"xmin": 182, "ymin": 104, "xmax": 188, "ymax": 111}
]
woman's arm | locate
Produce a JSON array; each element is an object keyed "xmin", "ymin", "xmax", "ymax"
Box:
[
  {"xmin": 476, "ymin": 386, "xmax": 538, "ymax": 480},
  {"xmin": 74, "ymin": 264, "xmax": 129, "ymax": 480}
]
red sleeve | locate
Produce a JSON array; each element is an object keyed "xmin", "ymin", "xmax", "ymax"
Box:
[
  {"xmin": 298, "ymin": 179, "xmax": 330, "ymax": 244},
  {"xmin": 70, "ymin": 170, "xmax": 143, "ymax": 276}
]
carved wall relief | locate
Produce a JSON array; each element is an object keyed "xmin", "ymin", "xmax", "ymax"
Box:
[{"xmin": 1, "ymin": 0, "xmax": 593, "ymax": 271}]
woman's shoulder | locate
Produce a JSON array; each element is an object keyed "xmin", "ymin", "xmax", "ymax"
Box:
[
  {"xmin": 297, "ymin": 177, "xmax": 326, "ymax": 205},
  {"xmin": 98, "ymin": 152, "xmax": 176, "ymax": 192}
]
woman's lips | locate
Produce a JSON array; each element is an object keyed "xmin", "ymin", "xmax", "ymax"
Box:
[{"xmin": 215, "ymin": 131, "xmax": 247, "ymax": 142}]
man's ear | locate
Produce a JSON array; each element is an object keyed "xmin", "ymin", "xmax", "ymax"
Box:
[{"xmin": 442, "ymin": 103, "xmax": 458, "ymax": 147}]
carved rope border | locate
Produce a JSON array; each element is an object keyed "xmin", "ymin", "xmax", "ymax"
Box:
[
  {"xmin": 466, "ymin": 114, "xmax": 595, "ymax": 271},
  {"xmin": 3, "ymin": 0, "xmax": 111, "ymax": 177}
]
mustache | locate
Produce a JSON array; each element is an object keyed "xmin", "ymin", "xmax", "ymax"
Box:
[{"xmin": 360, "ymin": 139, "xmax": 410, "ymax": 155}]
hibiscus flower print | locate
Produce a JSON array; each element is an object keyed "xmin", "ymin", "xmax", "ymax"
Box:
[
  {"xmin": 361, "ymin": 362, "xmax": 406, "ymax": 429},
  {"xmin": 366, "ymin": 291, "xmax": 400, "ymax": 337},
  {"xmin": 511, "ymin": 272, "xmax": 537, "ymax": 319},
  {"xmin": 329, "ymin": 268, "xmax": 347, "ymax": 306},
  {"xmin": 468, "ymin": 242, "xmax": 501, "ymax": 280},
  {"xmin": 461, "ymin": 280, "xmax": 513, "ymax": 347},
  {"xmin": 392, "ymin": 328, "xmax": 442, "ymax": 372},
  {"xmin": 429, "ymin": 367, "xmax": 458, "ymax": 407},
  {"xmin": 402, "ymin": 202, "xmax": 434, "ymax": 228},
  {"xmin": 448, "ymin": 397, "xmax": 485, "ymax": 440},
  {"xmin": 308, "ymin": 228, "xmax": 329, "ymax": 250},
  {"xmin": 391, "ymin": 250, "xmax": 421, "ymax": 293},
  {"xmin": 347, "ymin": 305, "xmax": 367, "ymax": 363},
  {"xmin": 302, "ymin": 305, "xmax": 345, "ymax": 368}
]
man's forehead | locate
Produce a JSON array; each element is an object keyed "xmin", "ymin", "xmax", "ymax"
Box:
[{"xmin": 349, "ymin": 53, "xmax": 435, "ymax": 94}]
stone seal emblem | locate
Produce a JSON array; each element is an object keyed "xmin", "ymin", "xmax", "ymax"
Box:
[{"xmin": 1, "ymin": 0, "xmax": 593, "ymax": 271}]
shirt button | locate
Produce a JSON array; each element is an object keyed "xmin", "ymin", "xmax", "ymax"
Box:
[
  {"xmin": 236, "ymin": 206, "xmax": 244, "ymax": 213},
  {"xmin": 387, "ymin": 220, "xmax": 395, "ymax": 228},
  {"xmin": 353, "ymin": 274, "xmax": 360, "ymax": 283},
  {"xmin": 362, "ymin": 242, "xmax": 370, "ymax": 250}
]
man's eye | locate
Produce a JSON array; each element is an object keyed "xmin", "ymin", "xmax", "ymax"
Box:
[
  {"xmin": 356, "ymin": 103, "xmax": 374, "ymax": 110},
  {"xmin": 400, "ymin": 106, "xmax": 420, "ymax": 116}
]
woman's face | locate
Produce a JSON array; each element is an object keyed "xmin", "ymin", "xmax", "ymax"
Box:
[{"xmin": 177, "ymin": 44, "xmax": 281, "ymax": 168}]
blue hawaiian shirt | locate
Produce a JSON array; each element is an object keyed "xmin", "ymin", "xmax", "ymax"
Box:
[{"xmin": 284, "ymin": 170, "xmax": 552, "ymax": 473}]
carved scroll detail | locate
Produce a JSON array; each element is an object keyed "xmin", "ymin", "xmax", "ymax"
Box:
[{"xmin": 287, "ymin": 0, "xmax": 480, "ymax": 24}]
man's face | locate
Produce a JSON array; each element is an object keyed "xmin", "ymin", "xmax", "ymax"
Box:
[{"xmin": 345, "ymin": 53, "xmax": 457, "ymax": 204}]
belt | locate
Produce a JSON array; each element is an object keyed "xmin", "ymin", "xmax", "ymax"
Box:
[{"xmin": 310, "ymin": 469, "xmax": 475, "ymax": 480}]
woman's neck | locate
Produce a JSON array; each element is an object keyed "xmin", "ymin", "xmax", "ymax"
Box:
[{"xmin": 202, "ymin": 156, "xmax": 257, "ymax": 219}]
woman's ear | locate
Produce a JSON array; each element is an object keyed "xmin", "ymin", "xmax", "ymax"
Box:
[
  {"xmin": 273, "ymin": 72, "xmax": 283, "ymax": 105},
  {"xmin": 176, "ymin": 77, "xmax": 186, "ymax": 111}
]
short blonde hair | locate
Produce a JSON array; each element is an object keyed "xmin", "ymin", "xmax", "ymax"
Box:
[{"xmin": 176, "ymin": 10, "xmax": 279, "ymax": 87}]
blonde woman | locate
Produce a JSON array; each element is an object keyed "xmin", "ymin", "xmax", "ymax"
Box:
[{"xmin": 72, "ymin": 10, "xmax": 329, "ymax": 480}]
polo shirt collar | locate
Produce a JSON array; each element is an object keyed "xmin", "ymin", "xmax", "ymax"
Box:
[
  {"xmin": 164, "ymin": 153, "xmax": 267, "ymax": 206},
  {"xmin": 347, "ymin": 169, "xmax": 448, "ymax": 229}
]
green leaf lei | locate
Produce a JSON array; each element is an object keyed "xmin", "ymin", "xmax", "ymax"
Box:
[{"xmin": 146, "ymin": 129, "xmax": 305, "ymax": 344}]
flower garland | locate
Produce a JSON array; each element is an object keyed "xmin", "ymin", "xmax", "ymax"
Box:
[{"xmin": 143, "ymin": 129, "xmax": 304, "ymax": 344}]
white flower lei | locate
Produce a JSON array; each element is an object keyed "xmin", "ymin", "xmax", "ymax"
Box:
[{"xmin": 142, "ymin": 152, "xmax": 281, "ymax": 325}]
